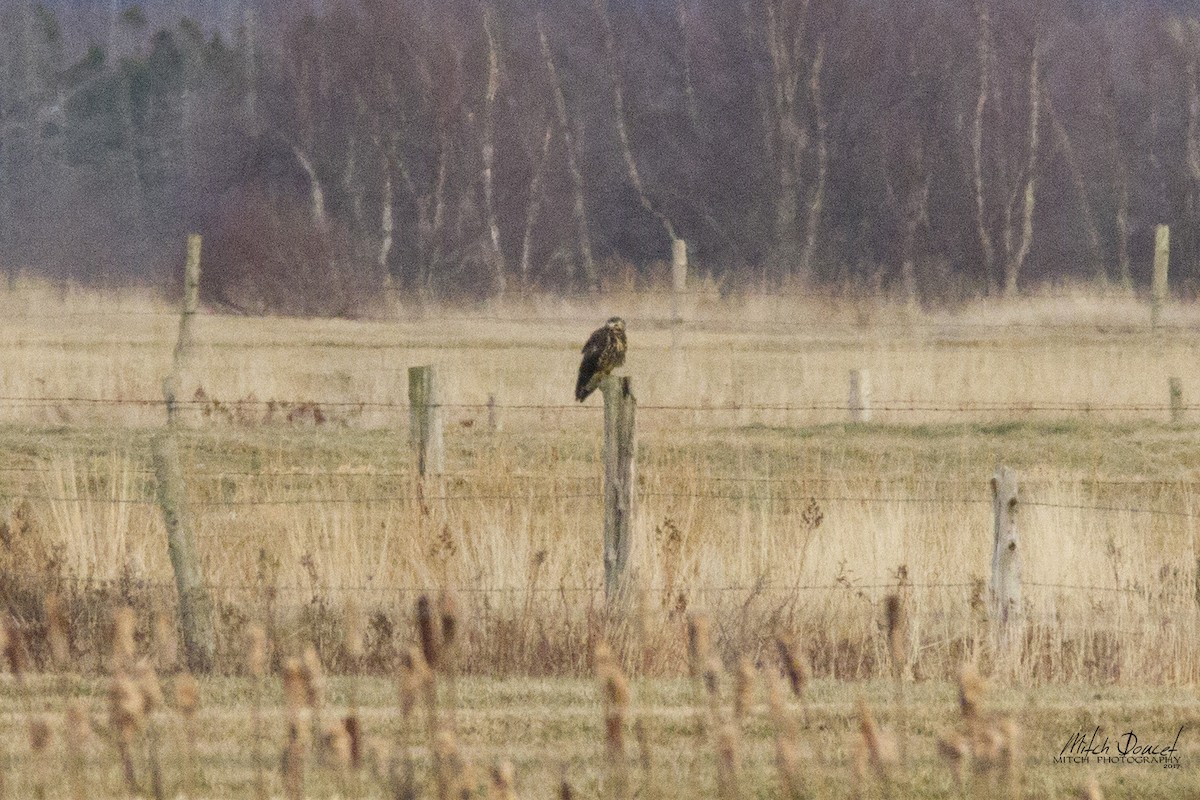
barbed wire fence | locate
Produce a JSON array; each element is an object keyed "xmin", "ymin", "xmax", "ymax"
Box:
[{"xmin": 3, "ymin": 246, "xmax": 1200, "ymax": 676}]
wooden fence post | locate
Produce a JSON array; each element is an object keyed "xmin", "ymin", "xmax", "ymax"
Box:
[
  {"xmin": 1152, "ymin": 224, "xmax": 1170, "ymax": 329},
  {"xmin": 990, "ymin": 466, "xmax": 1022, "ymax": 659},
  {"xmin": 164, "ymin": 234, "xmax": 202, "ymax": 427},
  {"xmin": 1169, "ymin": 377, "xmax": 1184, "ymax": 423},
  {"xmin": 671, "ymin": 237, "xmax": 687, "ymax": 323},
  {"xmin": 408, "ymin": 365, "xmax": 444, "ymax": 476},
  {"xmin": 602, "ymin": 376, "xmax": 636, "ymax": 604},
  {"xmin": 152, "ymin": 433, "xmax": 214, "ymax": 673},
  {"xmin": 487, "ymin": 393, "xmax": 499, "ymax": 433},
  {"xmin": 849, "ymin": 369, "xmax": 872, "ymax": 423}
]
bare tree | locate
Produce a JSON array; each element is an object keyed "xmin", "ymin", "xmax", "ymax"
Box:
[{"xmin": 537, "ymin": 9, "xmax": 597, "ymax": 291}]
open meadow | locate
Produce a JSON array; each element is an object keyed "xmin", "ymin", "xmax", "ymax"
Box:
[{"xmin": 1, "ymin": 280, "xmax": 1200, "ymax": 796}]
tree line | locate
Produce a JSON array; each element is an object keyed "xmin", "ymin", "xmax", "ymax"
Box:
[{"xmin": 3, "ymin": 0, "xmax": 1200, "ymax": 314}]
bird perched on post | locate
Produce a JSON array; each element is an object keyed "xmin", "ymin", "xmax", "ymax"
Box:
[{"xmin": 575, "ymin": 317, "xmax": 627, "ymax": 402}]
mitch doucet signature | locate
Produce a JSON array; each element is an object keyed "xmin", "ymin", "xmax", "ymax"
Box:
[{"xmin": 1056, "ymin": 726, "xmax": 1184, "ymax": 768}]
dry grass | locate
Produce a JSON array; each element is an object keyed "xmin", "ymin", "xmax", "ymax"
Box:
[{"xmin": 0, "ymin": 280, "xmax": 1198, "ymax": 685}]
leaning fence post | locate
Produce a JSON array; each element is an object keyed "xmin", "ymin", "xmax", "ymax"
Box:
[
  {"xmin": 602, "ymin": 375, "xmax": 636, "ymax": 604},
  {"xmin": 164, "ymin": 234, "xmax": 202, "ymax": 427},
  {"xmin": 152, "ymin": 433, "xmax": 214, "ymax": 673},
  {"xmin": 849, "ymin": 369, "xmax": 872, "ymax": 423},
  {"xmin": 990, "ymin": 466, "xmax": 1022, "ymax": 661},
  {"xmin": 1152, "ymin": 224, "xmax": 1170, "ymax": 330},
  {"xmin": 1169, "ymin": 377, "xmax": 1184, "ymax": 423},
  {"xmin": 408, "ymin": 365, "xmax": 444, "ymax": 476}
]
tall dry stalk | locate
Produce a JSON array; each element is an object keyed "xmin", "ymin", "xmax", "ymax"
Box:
[
  {"xmin": 246, "ymin": 624, "xmax": 268, "ymax": 800},
  {"xmin": 856, "ymin": 697, "xmax": 897, "ymax": 799},
  {"xmin": 595, "ymin": 641, "xmax": 630, "ymax": 800},
  {"xmin": 281, "ymin": 657, "xmax": 308, "ymax": 800},
  {"xmin": 175, "ymin": 672, "xmax": 200, "ymax": 796},
  {"xmin": 766, "ymin": 671, "xmax": 803, "ymax": 800},
  {"xmin": 885, "ymin": 593, "xmax": 908, "ymax": 764},
  {"xmin": 489, "ymin": 761, "xmax": 519, "ymax": 800},
  {"xmin": 64, "ymin": 701, "xmax": 90, "ymax": 800}
]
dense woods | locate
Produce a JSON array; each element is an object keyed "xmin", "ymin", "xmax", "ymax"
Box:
[{"xmin": 4, "ymin": 0, "xmax": 1200, "ymax": 313}]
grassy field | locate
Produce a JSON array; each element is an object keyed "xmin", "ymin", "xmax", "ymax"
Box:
[
  {"xmin": 1, "ymin": 669, "xmax": 1197, "ymax": 798},
  {"xmin": 1, "ymin": 280, "xmax": 1200, "ymax": 795}
]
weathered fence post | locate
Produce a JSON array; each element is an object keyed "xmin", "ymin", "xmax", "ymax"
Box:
[
  {"xmin": 1169, "ymin": 377, "xmax": 1184, "ymax": 423},
  {"xmin": 602, "ymin": 376, "xmax": 636, "ymax": 604},
  {"xmin": 1152, "ymin": 224, "xmax": 1170, "ymax": 330},
  {"xmin": 990, "ymin": 466, "xmax": 1022, "ymax": 661},
  {"xmin": 164, "ymin": 234, "xmax": 202, "ymax": 427},
  {"xmin": 849, "ymin": 369, "xmax": 872, "ymax": 423},
  {"xmin": 408, "ymin": 365, "xmax": 444, "ymax": 476},
  {"xmin": 487, "ymin": 393, "xmax": 499, "ymax": 433},
  {"xmin": 671, "ymin": 238, "xmax": 687, "ymax": 323},
  {"xmin": 152, "ymin": 433, "xmax": 214, "ymax": 673}
]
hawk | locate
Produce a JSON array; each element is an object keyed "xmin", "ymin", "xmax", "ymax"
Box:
[{"xmin": 575, "ymin": 317, "xmax": 627, "ymax": 401}]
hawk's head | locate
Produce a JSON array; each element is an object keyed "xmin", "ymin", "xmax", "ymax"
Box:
[{"xmin": 605, "ymin": 317, "xmax": 626, "ymax": 332}]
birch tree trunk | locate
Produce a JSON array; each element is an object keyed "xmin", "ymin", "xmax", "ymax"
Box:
[
  {"xmin": 537, "ymin": 11, "xmax": 598, "ymax": 292},
  {"xmin": 481, "ymin": 3, "xmax": 507, "ymax": 298},
  {"xmin": 972, "ymin": 0, "xmax": 997, "ymax": 293},
  {"xmin": 798, "ymin": 40, "xmax": 827, "ymax": 283},
  {"xmin": 764, "ymin": 0, "xmax": 805, "ymax": 272},
  {"xmin": 292, "ymin": 145, "xmax": 328, "ymax": 231},
  {"xmin": 1002, "ymin": 35, "xmax": 1040, "ymax": 297},
  {"xmin": 1043, "ymin": 81, "xmax": 1103, "ymax": 283},
  {"xmin": 595, "ymin": 0, "xmax": 679, "ymax": 246},
  {"xmin": 675, "ymin": 0, "xmax": 700, "ymax": 129},
  {"xmin": 379, "ymin": 157, "xmax": 394, "ymax": 289},
  {"xmin": 520, "ymin": 124, "xmax": 554, "ymax": 295}
]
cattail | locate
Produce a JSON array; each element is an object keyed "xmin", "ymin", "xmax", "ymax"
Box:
[
  {"xmin": 301, "ymin": 645, "xmax": 326, "ymax": 709},
  {"xmin": 686, "ymin": 613, "xmax": 711, "ymax": 679},
  {"xmin": 633, "ymin": 718, "xmax": 653, "ymax": 785},
  {"xmin": 65, "ymin": 700, "xmax": 89, "ymax": 800},
  {"xmin": 884, "ymin": 594, "xmax": 905, "ymax": 671},
  {"xmin": 28, "ymin": 715, "xmax": 51, "ymax": 752},
  {"xmin": 714, "ymin": 722, "xmax": 742, "ymax": 800},
  {"xmin": 154, "ymin": 612, "xmax": 178, "ymax": 673},
  {"xmin": 398, "ymin": 644, "xmax": 431, "ymax": 717},
  {"xmin": 733, "ymin": 657, "xmax": 755, "ymax": 720},
  {"xmin": 775, "ymin": 737, "xmax": 803, "ymax": 800},
  {"xmin": 702, "ymin": 656, "xmax": 722, "ymax": 699},
  {"xmin": 958, "ymin": 663, "xmax": 986, "ymax": 722},
  {"xmin": 282, "ymin": 719, "xmax": 307, "ymax": 800},
  {"xmin": 45, "ymin": 594, "xmax": 70, "ymax": 669},
  {"xmin": 559, "ymin": 778, "xmax": 575, "ymax": 800},
  {"xmin": 5, "ymin": 615, "xmax": 28, "ymax": 680},
  {"xmin": 489, "ymin": 761, "xmax": 518, "ymax": 800},
  {"xmin": 857, "ymin": 697, "xmax": 897, "ymax": 783},
  {"xmin": 344, "ymin": 601, "xmax": 365, "ymax": 663},
  {"xmin": 434, "ymin": 728, "xmax": 466, "ymax": 800},
  {"xmin": 998, "ymin": 717, "xmax": 1021, "ymax": 800},
  {"xmin": 775, "ymin": 635, "xmax": 808, "ymax": 698},
  {"xmin": 175, "ymin": 672, "xmax": 199, "ymax": 719},
  {"xmin": 133, "ymin": 658, "xmax": 164, "ymax": 713},
  {"xmin": 112, "ymin": 606, "xmax": 136, "ymax": 674},
  {"xmin": 109, "ymin": 675, "xmax": 146, "ymax": 743},
  {"xmin": 596, "ymin": 642, "xmax": 630, "ymax": 799},
  {"xmin": 283, "ymin": 657, "xmax": 307, "ymax": 712},
  {"xmin": 439, "ymin": 591, "xmax": 460, "ymax": 650},
  {"xmin": 937, "ymin": 731, "xmax": 969, "ymax": 766},
  {"xmin": 344, "ymin": 715, "xmax": 362, "ymax": 769},
  {"xmin": 323, "ymin": 722, "xmax": 352, "ymax": 771},
  {"xmin": 247, "ymin": 624, "xmax": 267, "ymax": 678},
  {"xmin": 417, "ymin": 595, "xmax": 442, "ymax": 670}
]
